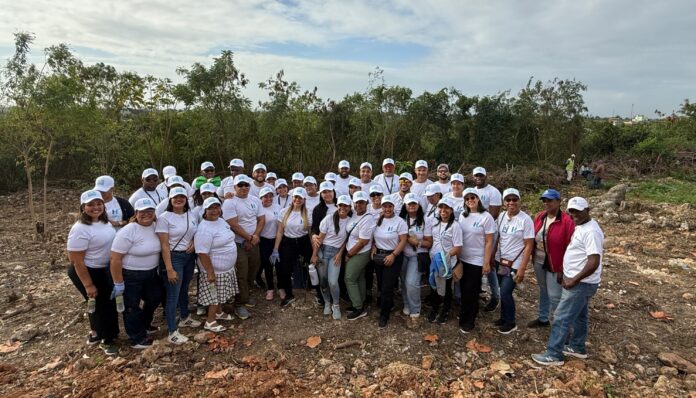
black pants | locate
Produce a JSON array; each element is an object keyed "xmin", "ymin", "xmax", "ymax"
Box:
[
  {"xmin": 458, "ymin": 262, "xmax": 483, "ymax": 328},
  {"xmin": 67, "ymin": 264, "xmax": 119, "ymax": 344},
  {"xmin": 259, "ymin": 237, "xmax": 276, "ymax": 290},
  {"xmin": 374, "ymin": 252, "xmax": 404, "ymax": 319},
  {"xmin": 278, "ymin": 235, "xmax": 312, "ymax": 298},
  {"xmin": 430, "ymin": 278, "xmax": 453, "ymax": 314},
  {"xmin": 123, "ymin": 268, "xmax": 162, "ymax": 344},
  {"xmin": 365, "ymin": 259, "xmax": 375, "ymax": 298}
]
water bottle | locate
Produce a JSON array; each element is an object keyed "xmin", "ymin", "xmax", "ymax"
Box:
[
  {"xmin": 209, "ymin": 281, "xmax": 218, "ymax": 302},
  {"xmin": 87, "ymin": 298, "xmax": 96, "ymax": 314},
  {"xmin": 115, "ymin": 295, "xmax": 125, "ymax": 313},
  {"xmin": 308, "ymin": 264, "xmax": 319, "ymax": 286}
]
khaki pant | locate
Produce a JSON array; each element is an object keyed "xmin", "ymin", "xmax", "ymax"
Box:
[
  {"xmin": 344, "ymin": 251, "xmax": 371, "ymax": 309},
  {"xmin": 235, "ymin": 243, "xmax": 260, "ymax": 304}
]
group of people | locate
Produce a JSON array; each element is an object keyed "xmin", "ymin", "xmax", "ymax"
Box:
[
  {"xmin": 565, "ymin": 154, "xmax": 606, "ymax": 188},
  {"xmin": 66, "ymin": 158, "xmax": 605, "ymax": 367}
]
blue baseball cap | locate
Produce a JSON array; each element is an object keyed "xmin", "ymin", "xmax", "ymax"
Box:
[{"xmin": 540, "ymin": 189, "xmax": 561, "ymax": 200}]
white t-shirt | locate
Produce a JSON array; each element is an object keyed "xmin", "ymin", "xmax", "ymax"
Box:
[
  {"xmin": 319, "ymin": 214, "xmax": 350, "ymax": 248},
  {"xmin": 430, "ymin": 218, "xmax": 463, "ymax": 255},
  {"xmin": 157, "ymin": 181, "xmax": 195, "ymax": 197},
  {"xmin": 360, "ymin": 180, "xmax": 375, "ymax": 193},
  {"xmin": 373, "ymin": 216, "xmax": 408, "ymax": 250},
  {"xmin": 459, "ymin": 211, "xmax": 496, "ymax": 266},
  {"xmin": 128, "ymin": 188, "xmax": 165, "ymax": 207},
  {"xmin": 155, "ymin": 197, "xmax": 194, "ymax": 217},
  {"xmin": 495, "ymin": 211, "xmax": 535, "ymax": 269},
  {"xmin": 346, "ymin": 213, "xmax": 376, "ymax": 254},
  {"xmin": 250, "ymin": 182, "xmax": 275, "ymax": 199},
  {"xmin": 104, "ymin": 198, "xmax": 123, "ymax": 224},
  {"xmin": 373, "ymin": 173, "xmax": 399, "ymax": 196},
  {"xmin": 334, "ymin": 175, "xmax": 355, "ymax": 197},
  {"xmin": 218, "ymin": 176, "xmax": 235, "ymax": 198},
  {"xmin": 155, "ymin": 210, "xmax": 198, "ymax": 251},
  {"xmin": 305, "ymin": 195, "xmax": 321, "ymax": 214},
  {"xmin": 194, "ymin": 218, "xmax": 237, "ymax": 274},
  {"xmin": 222, "ymin": 195, "xmax": 262, "ymax": 243},
  {"xmin": 278, "ymin": 209, "xmax": 312, "ymax": 238},
  {"xmin": 368, "ymin": 205, "xmax": 382, "ymax": 222},
  {"xmin": 67, "ymin": 221, "xmax": 115, "ymax": 269},
  {"xmin": 411, "ymin": 179, "xmax": 433, "ymax": 197},
  {"xmin": 260, "ymin": 204, "xmax": 281, "ymax": 239},
  {"xmin": 403, "ymin": 217, "xmax": 432, "ymax": 257},
  {"xmin": 424, "ymin": 203, "xmax": 439, "ymax": 222},
  {"xmin": 111, "ymin": 223, "xmax": 161, "ymax": 271},
  {"xmin": 192, "ymin": 205, "xmax": 205, "ymax": 224},
  {"xmin": 444, "ymin": 193, "xmax": 466, "ymax": 219},
  {"xmin": 563, "ymin": 219, "xmax": 604, "ymax": 284},
  {"xmin": 435, "ymin": 181, "xmax": 452, "ymax": 195},
  {"xmin": 275, "ymin": 195, "xmax": 291, "ymax": 210},
  {"xmin": 475, "ymin": 184, "xmax": 502, "ymax": 210}
]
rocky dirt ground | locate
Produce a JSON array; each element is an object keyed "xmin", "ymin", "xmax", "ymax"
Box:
[{"xmin": 0, "ymin": 182, "xmax": 695, "ymax": 397}]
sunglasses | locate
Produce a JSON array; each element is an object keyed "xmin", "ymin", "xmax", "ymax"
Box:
[
  {"xmin": 237, "ymin": 183, "xmax": 250, "ymax": 188},
  {"xmin": 464, "ymin": 196, "xmax": 478, "ymax": 201},
  {"xmin": 505, "ymin": 197, "xmax": 519, "ymax": 203},
  {"xmin": 541, "ymin": 198, "xmax": 556, "ymax": 203},
  {"xmin": 144, "ymin": 176, "xmax": 158, "ymax": 182}
]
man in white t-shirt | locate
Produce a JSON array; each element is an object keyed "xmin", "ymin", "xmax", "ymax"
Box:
[
  {"xmin": 291, "ymin": 172, "xmax": 305, "ymax": 189},
  {"xmin": 373, "ymin": 158, "xmax": 399, "ymax": 196},
  {"xmin": 157, "ymin": 165, "xmax": 194, "ymax": 197},
  {"xmin": 250, "ymin": 163, "xmax": 274, "ymax": 199},
  {"xmin": 303, "ymin": 176, "xmax": 321, "ymax": 213},
  {"xmin": 411, "ymin": 160, "xmax": 433, "ymax": 197},
  {"xmin": 359, "ymin": 162, "xmax": 374, "ymax": 193},
  {"xmin": 219, "ymin": 158, "xmax": 245, "ymax": 199},
  {"xmin": 532, "ymin": 197, "xmax": 604, "ymax": 367},
  {"xmin": 334, "ymin": 160, "xmax": 354, "ymax": 197},
  {"xmin": 472, "ymin": 167, "xmax": 502, "ymax": 218},
  {"xmin": 95, "ymin": 175, "xmax": 133, "ymax": 229},
  {"xmin": 129, "ymin": 168, "xmax": 165, "ymax": 206},
  {"xmin": 222, "ymin": 174, "xmax": 265, "ymax": 320},
  {"xmin": 434, "ymin": 163, "xmax": 452, "ymax": 194}
]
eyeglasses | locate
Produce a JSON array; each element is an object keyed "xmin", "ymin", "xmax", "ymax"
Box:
[
  {"xmin": 237, "ymin": 183, "xmax": 250, "ymax": 188},
  {"xmin": 370, "ymin": 193, "xmax": 383, "ymax": 197},
  {"xmin": 464, "ymin": 196, "xmax": 478, "ymax": 201},
  {"xmin": 505, "ymin": 197, "xmax": 519, "ymax": 203},
  {"xmin": 144, "ymin": 176, "xmax": 158, "ymax": 182}
]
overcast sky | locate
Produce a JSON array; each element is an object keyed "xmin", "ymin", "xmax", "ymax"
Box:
[{"xmin": 1, "ymin": 0, "xmax": 694, "ymax": 117}]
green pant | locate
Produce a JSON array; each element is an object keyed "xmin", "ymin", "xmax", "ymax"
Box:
[
  {"xmin": 235, "ymin": 243, "xmax": 260, "ymax": 305},
  {"xmin": 344, "ymin": 251, "xmax": 371, "ymax": 309}
]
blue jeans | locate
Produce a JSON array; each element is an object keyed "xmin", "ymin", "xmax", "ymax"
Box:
[
  {"xmin": 401, "ymin": 255, "xmax": 421, "ymax": 315},
  {"xmin": 546, "ymin": 282, "xmax": 599, "ymax": 359},
  {"xmin": 317, "ymin": 245, "xmax": 341, "ymax": 305},
  {"xmin": 497, "ymin": 271, "xmax": 516, "ymax": 326},
  {"xmin": 161, "ymin": 251, "xmax": 196, "ymax": 333},
  {"xmin": 123, "ymin": 268, "xmax": 162, "ymax": 344},
  {"xmin": 533, "ymin": 261, "xmax": 562, "ymax": 322},
  {"xmin": 487, "ymin": 262, "xmax": 500, "ymax": 300}
]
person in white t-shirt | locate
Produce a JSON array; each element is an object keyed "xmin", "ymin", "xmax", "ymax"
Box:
[
  {"xmin": 155, "ymin": 176, "xmax": 194, "ymax": 217},
  {"xmin": 370, "ymin": 195, "xmax": 408, "ymax": 328},
  {"xmin": 272, "ymin": 187, "xmax": 313, "ymax": 307},
  {"xmin": 157, "ymin": 165, "xmax": 194, "ymax": 197},
  {"xmin": 532, "ymin": 197, "xmax": 604, "ymax": 366},
  {"xmin": 457, "ymin": 188, "xmax": 496, "ymax": 333},
  {"xmin": 155, "ymin": 187, "xmax": 200, "ymax": 345},
  {"xmin": 250, "ymin": 163, "xmax": 274, "ymax": 199},
  {"xmin": 274, "ymin": 179, "xmax": 291, "ymax": 209},
  {"xmin": 109, "ymin": 198, "xmax": 162, "ymax": 348},
  {"xmin": 411, "ymin": 160, "xmax": 433, "ymax": 197},
  {"xmin": 472, "ymin": 167, "xmax": 502, "ymax": 217},
  {"xmin": 423, "ymin": 184, "xmax": 442, "ymax": 221},
  {"xmin": 434, "ymin": 163, "xmax": 452, "ymax": 194},
  {"xmin": 323, "ymin": 172, "xmax": 337, "ymax": 185},
  {"xmin": 311, "ymin": 194, "xmax": 353, "ymax": 320},
  {"xmin": 343, "ymin": 191, "xmax": 376, "ymax": 321},
  {"xmin": 303, "ymin": 176, "xmax": 321, "ymax": 213},
  {"xmin": 66, "ymin": 190, "xmax": 118, "ymax": 356},
  {"xmin": 129, "ymin": 168, "xmax": 165, "ymax": 207},
  {"xmin": 334, "ymin": 160, "xmax": 354, "ymax": 197},
  {"xmin": 222, "ymin": 174, "xmax": 264, "ymax": 319},
  {"xmin": 218, "ymin": 158, "xmax": 244, "ymax": 199},
  {"xmin": 444, "ymin": 173, "xmax": 466, "ymax": 218},
  {"xmin": 367, "ymin": 185, "xmax": 384, "ymax": 221},
  {"xmin": 348, "ymin": 177, "xmax": 362, "ymax": 197},
  {"xmin": 194, "ymin": 197, "xmax": 239, "ymax": 333},
  {"xmin": 373, "ymin": 158, "xmax": 399, "ymax": 196},
  {"xmin": 192, "ymin": 183, "xmax": 219, "ymax": 223},
  {"xmin": 93, "ymin": 175, "xmax": 133, "ymax": 230},
  {"xmin": 399, "ymin": 193, "xmax": 433, "ymax": 324},
  {"xmin": 258, "ymin": 187, "xmax": 281, "ymax": 301},
  {"xmin": 265, "ymin": 172, "xmax": 277, "ymax": 187},
  {"xmin": 291, "ymin": 172, "xmax": 305, "ymax": 189},
  {"xmin": 359, "ymin": 162, "xmax": 375, "ymax": 193},
  {"xmin": 494, "ymin": 188, "xmax": 534, "ymax": 335}
]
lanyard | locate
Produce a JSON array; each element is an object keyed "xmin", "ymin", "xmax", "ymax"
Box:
[
  {"xmin": 145, "ymin": 189, "xmax": 161, "ymax": 203},
  {"xmin": 278, "ymin": 196, "xmax": 289, "ymax": 208},
  {"xmin": 385, "ymin": 175, "xmax": 395, "ymax": 194}
]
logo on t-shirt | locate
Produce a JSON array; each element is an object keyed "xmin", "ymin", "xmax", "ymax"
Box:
[{"xmin": 502, "ymin": 224, "xmax": 518, "ymax": 234}]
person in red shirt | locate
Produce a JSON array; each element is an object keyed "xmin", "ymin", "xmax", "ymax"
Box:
[{"xmin": 528, "ymin": 189, "xmax": 575, "ymax": 328}]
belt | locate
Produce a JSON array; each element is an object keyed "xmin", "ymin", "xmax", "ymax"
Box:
[{"xmin": 375, "ymin": 249, "xmax": 394, "ymax": 254}]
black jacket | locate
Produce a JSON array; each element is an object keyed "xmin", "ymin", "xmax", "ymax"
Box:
[{"xmin": 116, "ymin": 196, "xmax": 135, "ymax": 221}]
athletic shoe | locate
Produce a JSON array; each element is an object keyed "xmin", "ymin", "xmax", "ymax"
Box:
[
  {"xmin": 178, "ymin": 316, "xmax": 202, "ymax": 328},
  {"xmin": 378, "ymin": 316, "xmax": 388, "ymax": 329},
  {"xmin": 562, "ymin": 346, "xmax": 588, "ymax": 359},
  {"xmin": 234, "ymin": 306, "xmax": 250, "ymax": 320},
  {"xmin": 87, "ymin": 334, "xmax": 101, "ymax": 345},
  {"xmin": 427, "ymin": 308, "xmax": 438, "ymax": 323},
  {"xmin": 244, "ymin": 298, "xmax": 257, "ymax": 308},
  {"xmin": 167, "ymin": 330, "xmax": 189, "ymax": 345},
  {"xmin": 347, "ymin": 308, "xmax": 367, "ymax": 321},
  {"xmin": 196, "ymin": 306, "xmax": 207, "ymax": 316},
  {"xmin": 532, "ymin": 352, "xmax": 564, "ymax": 366},
  {"xmin": 493, "ymin": 318, "xmax": 505, "ymax": 327},
  {"xmin": 497, "ymin": 323, "xmax": 518, "ymax": 334},
  {"xmin": 280, "ymin": 297, "xmax": 295, "ymax": 308},
  {"xmin": 402, "ymin": 307, "xmax": 410, "ymax": 316},
  {"xmin": 278, "ymin": 290, "xmax": 287, "ymax": 300},
  {"xmin": 146, "ymin": 325, "xmax": 159, "ymax": 335},
  {"xmin": 332, "ymin": 305, "xmax": 341, "ymax": 320},
  {"xmin": 527, "ymin": 319, "xmax": 550, "ymax": 328},
  {"xmin": 323, "ymin": 303, "xmax": 332, "ymax": 315},
  {"xmin": 132, "ymin": 338, "xmax": 153, "ymax": 349},
  {"xmin": 99, "ymin": 342, "xmax": 118, "ymax": 356},
  {"xmin": 204, "ymin": 321, "xmax": 226, "ymax": 332},
  {"xmin": 215, "ymin": 312, "xmax": 234, "ymax": 321},
  {"xmin": 436, "ymin": 311, "xmax": 449, "ymax": 324},
  {"xmin": 483, "ymin": 299, "xmax": 499, "ymax": 312},
  {"xmin": 459, "ymin": 324, "xmax": 475, "ymax": 334}
]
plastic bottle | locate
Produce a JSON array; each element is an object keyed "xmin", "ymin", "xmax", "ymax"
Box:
[
  {"xmin": 115, "ymin": 295, "xmax": 125, "ymax": 313},
  {"xmin": 308, "ymin": 264, "xmax": 319, "ymax": 286},
  {"xmin": 87, "ymin": 298, "xmax": 96, "ymax": 314},
  {"xmin": 209, "ymin": 281, "xmax": 218, "ymax": 301}
]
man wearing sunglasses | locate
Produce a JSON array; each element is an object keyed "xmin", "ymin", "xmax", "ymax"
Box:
[{"xmin": 129, "ymin": 168, "xmax": 164, "ymax": 207}]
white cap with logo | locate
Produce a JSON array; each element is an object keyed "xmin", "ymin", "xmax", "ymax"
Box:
[
  {"xmin": 80, "ymin": 190, "xmax": 103, "ymax": 204},
  {"xmin": 425, "ymin": 184, "xmax": 441, "ymax": 197},
  {"xmin": 303, "ymin": 176, "xmax": 317, "ymax": 185},
  {"xmin": 324, "ymin": 172, "xmax": 337, "ymax": 182},
  {"xmin": 567, "ymin": 196, "xmax": 589, "ymax": 211},
  {"xmin": 404, "ymin": 192, "xmax": 419, "ymax": 204},
  {"xmin": 450, "ymin": 173, "xmax": 464, "ymax": 183},
  {"xmin": 382, "ymin": 158, "xmax": 395, "ymax": 166},
  {"xmin": 369, "ymin": 185, "xmax": 383, "ymax": 195},
  {"xmin": 233, "ymin": 174, "xmax": 252, "ymax": 185},
  {"xmin": 203, "ymin": 197, "xmax": 221, "ymax": 209},
  {"xmin": 253, "ymin": 163, "xmax": 267, "ymax": 172},
  {"xmin": 292, "ymin": 187, "xmax": 307, "ymax": 199},
  {"xmin": 142, "ymin": 168, "xmax": 158, "ymax": 179},
  {"xmin": 415, "ymin": 160, "xmax": 428, "ymax": 169},
  {"xmin": 352, "ymin": 191, "xmax": 369, "ymax": 203},
  {"xmin": 319, "ymin": 181, "xmax": 334, "ymax": 192},
  {"xmin": 266, "ymin": 172, "xmax": 277, "ymax": 180},
  {"xmin": 259, "ymin": 187, "xmax": 274, "ymax": 198},
  {"xmin": 162, "ymin": 166, "xmax": 177, "ymax": 179},
  {"xmin": 337, "ymin": 195, "xmax": 352, "ymax": 206},
  {"xmin": 338, "ymin": 160, "xmax": 350, "ymax": 169},
  {"xmin": 200, "ymin": 183, "xmax": 216, "ymax": 194},
  {"xmin": 166, "ymin": 175, "xmax": 185, "ymax": 187},
  {"xmin": 399, "ymin": 172, "xmax": 413, "ymax": 182},
  {"xmin": 200, "ymin": 161, "xmax": 215, "ymax": 171},
  {"xmin": 275, "ymin": 178, "xmax": 288, "ymax": 187},
  {"xmin": 360, "ymin": 162, "xmax": 372, "ymax": 170},
  {"xmin": 349, "ymin": 177, "xmax": 361, "ymax": 187},
  {"xmin": 134, "ymin": 198, "xmax": 157, "ymax": 211},
  {"xmin": 473, "ymin": 167, "xmax": 487, "ymax": 176},
  {"xmin": 503, "ymin": 188, "xmax": 521, "ymax": 199},
  {"xmin": 229, "ymin": 158, "xmax": 244, "ymax": 168},
  {"xmin": 168, "ymin": 186, "xmax": 188, "ymax": 199},
  {"xmin": 94, "ymin": 175, "xmax": 114, "ymax": 192},
  {"xmin": 292, "ymin": 172, "xmax": 305, "ymax": 182}
]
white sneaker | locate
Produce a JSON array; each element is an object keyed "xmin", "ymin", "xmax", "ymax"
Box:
[
  {"xmin": 178, "ymin": 316, "xmax": 202, "ymax": 328},
  {"xmin": 402, "ymin": 307, "xmax": 410, "ymax": 316},
  {"xmin": 167, "ymin": 330, "xmax": 189, "ymax": 345},
  {"xmin": 332, "ymin": 305, "xmax": 341, "ymax": 320},
  {"xmin": 324, "ymin": 303, "xmax": 332, "ymax": 315},
  {"xmin": 196, "ymin": 306, "xmax": 207, "ymax": 316}
]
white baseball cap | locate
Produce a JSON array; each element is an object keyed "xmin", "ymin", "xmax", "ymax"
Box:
[
  {"xmin": 567, "ymin": 196, "xmax": 589, "ymax": 211},
  {"xmin": 369, "ymin": 185, "xmax": 383, "ymax": 195},
  {"xmin": 292, "ymin": 172, "xmax": 305, "ymax": 182},
  {"xmin": 382, "ymin": 158, "xmax": 395, "ymax": 166},
  {"xmin": 134, "ymin": 198, "xmax": 156, "ymax": 211},
  {"xmin": 415, "ymin": 160, "xmax": 428, "ymax": 169},
  {"xmin": 349, "ymin": 177, "xmax": 361, "ymax": 187},
  {"xmin": 502, "ymin": 188, "xmax": 521, "ymax": 199},
  {"xmin": 404, "ymin": 193, "xmax": 419, "ymax": 204},
  {"xmin": 200, "ymin": 183, "xmax": 216, "ymax": 194},
  {"xmin": 80, "ymin": 190, "xmax": 103, "ymax": 205},
  {"xmin": 200, "ymin": 161, "xmax": 215, "ymax": 171},
  {"xmin": 303, "ymin": 176, "xmax": 317, "ymax": 186},
  {"xmin": 324, "ymin": 172, "xmax": 337, "ymax": 182},
  {"xmin": 228, "ymin": 158, "xmax": 244, "ymax": 168},
  {"xmin": 360, "ymin": 162, "xmax": 372, "ymax": 170},
  {"xmin": 142, "ymin": 168, "xmax": 158, "ymax": 179},
  {"xmin": 338, "ymin": 160, "xmax": 350, "ymax": 169},
  {"xmin": 266, "ymin": 172, "xmax": 277, "ymax": 180},
  {"xmin": 399, "ymin": 172, "xmax": 413, "ymax": 182},
  {"xmin": 425, "ymin": 184, "xmax": 441, "ymax": 197},
  {"xmin": 166, "ymin": 175, "xmax": 185, "ymax": 187},
  {"xmin": 450, "ymin": 173, "xmax": 465, "ymax": 183},
  {"xmin": 168, "ymin": 186, "xmax": 188, "ymax": 199},
  {"xmin": 275, "ymin": 178, "xmax": 288, "ymax": 187},
  {"xmin": 259, "ymin": 187, "xmax": 274, "ymax": 198},
  {"xmin": 437, "ymin": 197, "xmax": 455, "ymax": 209},
  {"xmin": 352, "ymin": 191, "xmax": 369, "ymax": 203},
  {"xmin": 463, "ymin": 187, "xmax": 479, "ymax": 197},
  {"xmin": 94, "ymin": 175, "xmax": 114, "ymax": 192},
  {"xmin": 319, "ymin": 181, "xmax": 334, "ymax": 192},
  {"xmin": 234, "ymin": 174, "xmax": 252, "ymax": 185},
  {"xmin": 203, "ymin": 197, "xmax": 221, "ymax": 209},
  {"xmin": 162, "ymin": 166, "xmax": 177, "ymax": 179},
  {"xmin": 381, "ymin": 195, "xmax": 395, "ymax": 206},
  {"xmin": 437, "ymin": 163, "xmax": 449, "ymax": 171},
  {"xmin": 337, "ymin": 195, "xmax": 352, "ymax": 206},
  {"xmin": 473, "ymin": 167, "xmax": 487, "ymax": 176},
  {"xmin": 292, "ymin": 187, "xmax": 307, "ymax": 199},
  {"xmin": 253, "ymin": 163, "xmax": 267, "ymax": 172}
]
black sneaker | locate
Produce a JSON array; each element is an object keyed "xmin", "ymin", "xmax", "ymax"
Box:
[
  {"xmin": 146, "ymin": 325, "xmax": 160, "ymax": 335},
  {"xmin": 378, "ymin": 316, "xmax": 388, "ymax": 329},
  {"xmin": 99, "ymin": 342, "xmax": 118, "ymax": 356},
  {"xmin": 255, "ymin": 276, "xmax": 267, "ymax": 289},
  {"xmin": 280, "ymin": 297, "xmax": 296, "ymax": 308},
  {"xmin": 498, "ymin": 323, "xmax": 518, "ymax": 335},
  {"xmin": 459, "ymin": 323, "xmax": 475, "ymax": 334},
  {"xmin": 427, "ymin": 308, "xmax": 438, "ymax": 323},
  {"xmin": 527, "ymin": 319, "xmax": 551, "ymax": 328},
  {"xmin": 346, "ymin": 306, "xmax": 357, "ymax": 312},
  {"xmin": 87, "ymin": 334, "xmax": 101, "ymax": 345},
  {"xmin": 347, "ymin": 308, "xmax": 367, "ymax": 321},
  {"xmin": 132, "ymin": 338, "xmax": 153, "ymax": 349},
  {"xmin": 493, "ymin": 318, "xmax": 505, "ymax": 327},
  {"xmin": 437, "ymin": 311, "xmax": 449, "ymax": 324},
  {"xmin": 483, "ymin": 299, "xmax": 499, "ymax": 312}
]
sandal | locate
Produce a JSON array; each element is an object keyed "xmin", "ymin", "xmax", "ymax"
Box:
[
  {"xmin": 265, "ymin": 290, "xmax": 274, "ymax": 301},
  {"xmin": 204, "ymin": 321, "xmax": 226, "ymax": 332},
  {"xmin": 215, "ymin": 312, "xmax": 234, "ymax": 321}
]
